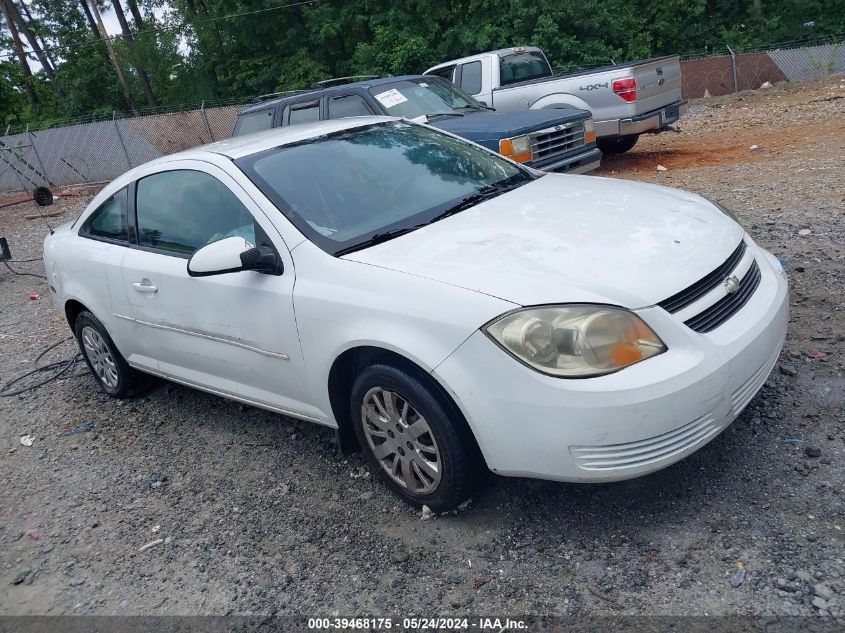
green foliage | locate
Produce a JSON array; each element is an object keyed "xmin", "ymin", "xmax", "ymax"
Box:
[{"xmin": 0, "ymin": 0, "xmax": 843, "ymax": 128}]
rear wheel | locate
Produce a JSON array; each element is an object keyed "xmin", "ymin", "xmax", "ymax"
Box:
[
  {"xmin": 597, "ymin": 135, "xmax": 639, "ymax": 155},
  {"xmin": 75, "ymin": 311, "xmax": 148, "ymax": 398},
  {"xmin": 350, "ymin": 363, "xmax": 481, "ymax": 512}
]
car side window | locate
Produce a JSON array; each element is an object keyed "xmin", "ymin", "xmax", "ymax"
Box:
[
  {"xmin": 286, "ymin": 100, "xmax": 320, "ymax": 126},
  {"xmin": 427, "ymin": 65, "xmax": 456, "ymax": 82},
  {"xmin": 328, "ymin": 94, "xmax": 374, "ymax": 119},
  {"xmin": 80, "ymin": 188, "xmax": 128, "ymax": 242},
  {"xmin": 460, "ymin": 61, "xmax": 482, "ymax": 94},
  {"xmin": 233, "ymin": 109, "xmax": 273, "ymax": 136},
  {"xmin": 135, "ymin": 170, "xmax": 257, "ymax": 257}
]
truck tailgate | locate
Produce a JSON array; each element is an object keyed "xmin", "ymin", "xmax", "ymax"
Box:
[{"xmin": 633, "ymin": 56, "xmax": 682, "ymax": 114}]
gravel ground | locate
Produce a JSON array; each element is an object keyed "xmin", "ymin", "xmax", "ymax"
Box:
[{"xmin": 1, "ymin": 76, "xmax": 844, "ymax": 617}]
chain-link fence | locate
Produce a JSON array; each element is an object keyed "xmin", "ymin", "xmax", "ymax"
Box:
[
  {"xmin": 1, "ymin": 37, "xmax": 843, "ymax": 195},
  {"xmin": 0, "ymin": 99, "xmax": 249, "ymax": 195},
  {"xmin": 680, "ymin": 38, "xmax": 845, "ymax": 98}
]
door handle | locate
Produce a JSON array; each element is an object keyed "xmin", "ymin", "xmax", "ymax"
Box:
[{"xmin": 132, "ymin": 281, "xmax": 158, "ymax": 294}]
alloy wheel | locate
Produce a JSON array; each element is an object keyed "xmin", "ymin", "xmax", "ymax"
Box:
[
  {"xmin": 361, "ymin": 387, "xmax": 442, "ymax": 495},
  {"xmin": 81, "ymin": 325, "xmax": 119, "ymax": 390}
]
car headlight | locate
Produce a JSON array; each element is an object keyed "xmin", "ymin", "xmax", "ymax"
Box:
[
  {"xmin": 705, "ymin": 198, "xmax": 741, "ymax": 225},
  {"xmin": 484, "ymin": 305, "xmax": 666, "ymax": 378},
  {"xmin": 584, "ymin": 118, "xmax": 596, "ymax": 143},
  {"xmin": 499, "ymin": 135, "xmax": 533, "ymax": 163}
]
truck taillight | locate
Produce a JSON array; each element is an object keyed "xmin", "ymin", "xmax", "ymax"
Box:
[{"xmin": 612, "ymin": 77, "xmax": 637, "ymax": 102}]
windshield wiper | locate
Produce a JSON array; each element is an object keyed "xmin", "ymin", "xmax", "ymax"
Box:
[
  {"xmin": 425, "ymin": 111, "xmax": 465, "ymax": 120},
  {"xmin": 334, "ymin": 225, "xmax": 422, "ymax": 257},
  {"xmin": 423, "ymin": 179, "xmax": 530, "ymax": 225}
]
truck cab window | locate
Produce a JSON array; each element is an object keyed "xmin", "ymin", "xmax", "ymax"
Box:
[
  {"xmin": 460, "ymin": 61, "xmax": 482, "ymax": 94},
  {"xmin": 499, "ymin": 51, "xmax": 552, "ymax": 86}
]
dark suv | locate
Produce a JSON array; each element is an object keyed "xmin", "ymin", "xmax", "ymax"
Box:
[{"xmin": 233, "ymin": 75, "xmax": 601, "ymax": 174}]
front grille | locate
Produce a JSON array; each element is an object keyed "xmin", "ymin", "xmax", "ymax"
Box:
[
  {"xmin": 659, "ymin": 241, "xmax": 747, "ymax": 313},
  {"xmin": 684, "ymin": 261, "xmax": 761, "ymax": 333},
  {"xmin": 529, "ymin": 123, "xmax": 585, "ymax": 161},
  {"xmin": 570, "ymin": 414, "xmax": 719, "ymax": 471}
]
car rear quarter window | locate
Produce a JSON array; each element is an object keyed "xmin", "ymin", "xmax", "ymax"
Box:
[
  {"xmin": 135, "ymin": 170, "xmax": 256, "ymax": 257},
  {"xmin": 80, "ymin": 188, "xmax": 129, "ymax": 242},
  {"xmin": 328, "ymin": 94, "xmax": 374, "ymax": 119},
  {"xmin": 460, "ymin": 61, "xmax": 482, "ymax": 94},
  {"xmin": 286, "ymin": 101, "xmax": 320, "ymax": 126},
  {"xmin": 233, "ymin": 109, "xmax": 273, "ymax": 136}
]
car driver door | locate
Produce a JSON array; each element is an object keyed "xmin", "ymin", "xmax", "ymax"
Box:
[{"xmin": 119, "ymin": 160, "xmax": 319, "ymax": 421}]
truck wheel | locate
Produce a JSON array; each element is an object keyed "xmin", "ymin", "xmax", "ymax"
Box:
[
  {"xmin": 597, "ymin": 135, "xmax": 639, "ymax": 155},
  {"xmin": 350, "ymin": 362, "xmax": 481, "ymax": 512}
]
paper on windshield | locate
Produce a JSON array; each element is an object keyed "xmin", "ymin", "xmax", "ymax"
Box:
[{"xmin": 374, "ymin": 88, "xmax": 408, "ymax": 109}]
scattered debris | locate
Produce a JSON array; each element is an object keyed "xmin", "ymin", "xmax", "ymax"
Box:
[
  {"xmin": 798, "ymin": 228, "xmax": 811, "ymax": 236},
  {"xmin": 57, "ymin": 421, "xmax": 95, "ymax": 438},
  {"xmin": 730, "ymin": 562, "xmax": 746, "ymax": 587},
  {"xmin": 749, "ymin": 144, "xmax": 759, "ymax": 150},
  {"xmin": 760, "ymin": 81, "xmax": 773, "ymax": 89},
  {"xmin": 806, "ymin": 348, "xmax": 827, "ymax": 359},
  {"xmin": 152, "ymin": 525, "xmax": 161, "ymax": 533},
  {"xmin": 138, "ymin": 538, "xmax": 164, "ymax": 553},
  {"xmin": 473, "ymin": 574, "xmax": 497, "ymax": 590},
  {"xmin": 656, "ymin": 164, "xmax": 668, "ymax": 172},
  {"xmin": 420, "ymin": 505, "xmax": 435, "ymax": 520},
  {"xmin": 19, "ymin": 434, "xmax": 34, "ymax": 447},
  {"xmin": 11, "ymin": 569, "xmax": 31, "ymax": 585},
  {"xmin": 586, "ymin": 584, "xmax": 623, "ymax": 608},
  {"xmin": 804, "ymin": 446, "xmax": 822, "ymax": 458},
  {"xmin": 784, "ymin": 437, "xmax": 805, "ymax": 444},
  {"xmin": 26, "ymin": 530, "xmax": 38, "ymax": 540},
  {"xmin": 779, "ymin": 364, "xmax": 798, "ymax": 377},
  {"xmin": 28, "ymin": 294, "xmax": 39, "ymax": 301}
]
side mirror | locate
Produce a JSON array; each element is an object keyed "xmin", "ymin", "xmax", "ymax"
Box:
[{"xmin": 187, "ymin": 236, "xmax": 282, "ymax": 277}]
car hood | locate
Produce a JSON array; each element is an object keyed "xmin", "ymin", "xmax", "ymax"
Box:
[
  {"xmin": 343, "ymin": 175, "xmax": 745, "ymax": 308},
  {"xmin": 430, "ymin": 108, "xmax": 588, "ymax": 139}
]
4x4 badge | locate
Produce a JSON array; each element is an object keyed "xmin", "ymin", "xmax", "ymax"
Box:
[{"xmin": 724, "ymin": 275, "xmax": 741, "ymax": 295}]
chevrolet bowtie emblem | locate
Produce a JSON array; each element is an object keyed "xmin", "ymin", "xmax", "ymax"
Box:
[{"xmin": 724, "ymin": 275, "xmax": 742, "ymax": 295}]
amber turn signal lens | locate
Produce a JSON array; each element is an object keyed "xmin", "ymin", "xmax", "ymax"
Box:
[{"xmin": 585, "ymin": 131, "xmax": 597, "ymax": 143}]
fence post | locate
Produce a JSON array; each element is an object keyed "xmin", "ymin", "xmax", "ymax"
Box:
[
  {"xmin": 27, "ymin": 130, "xmax": 52, "ymax": 186},
  {"xmin": 201, "ymin": 100, "xmax": 215, "ymax": 143},
  {"xmin": 726, "ymin": 45, "xmax": 738, "ymax": 92},
  {"xmin": 112, "ymin": 111, "xmax": 133, "ymax": 170}
]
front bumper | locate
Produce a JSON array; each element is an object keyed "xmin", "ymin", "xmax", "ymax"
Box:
[
  {"xmin": 433, "ymin": 245, "xmax": 788, "ymax": 482},
  {"xmin": 530, "ymin": 146, "xmax": 602, "ymax": 174},
  {"xmin": 595, "ymin": 100, "xmax": 689, "ymax": 138}
]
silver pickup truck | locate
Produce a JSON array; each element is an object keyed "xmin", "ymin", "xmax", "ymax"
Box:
[{"xmin": 425, "ymin": 46, "xmax": 688, "ymax": 155}]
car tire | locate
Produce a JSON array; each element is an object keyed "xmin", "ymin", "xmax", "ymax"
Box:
[
  {"xmin": 597, "ymin": 135, "xmax": 639, "ymax": 155},
  {"xmin": 75, "ymin": 311, "xmax": 148, "ymax": 398},
  {"xmin": 350, "ymin": 362, "xmax": 481, "ymax": 512}
]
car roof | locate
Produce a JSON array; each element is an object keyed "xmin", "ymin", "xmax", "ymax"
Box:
[
  {"xmin": 239, "ymin": 75, "xmax": 433, "ymax": 114},
  {"xmin": 167, "ymin": 116, "xmax": 397, "ymax": 161}
]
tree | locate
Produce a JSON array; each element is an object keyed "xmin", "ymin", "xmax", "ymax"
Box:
[
  {"xmin": 86, "ymin": 0, "xmax": 137, "ymax": 111},
  {"xmin": 5, "ymin": 0, "xmax": 66, "ymax": 96},
  {"xmin": 0, "ymin": 0, "xmax": 36, "ymax": 105},
  {"xmin": 112, "ymin": 0, "xmax": 156, "ymax": 106}
]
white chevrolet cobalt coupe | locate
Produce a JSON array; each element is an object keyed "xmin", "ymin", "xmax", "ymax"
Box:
[{"xmin": 44, "ymin": 118, "xmax": 788, "ymax": 511}]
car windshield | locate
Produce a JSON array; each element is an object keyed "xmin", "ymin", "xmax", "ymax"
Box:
[
  {"xmin": 237, "ymin": 121, "xmax": 533, "ymax": 255},
  {"xmin": 368, "ymin": 78, "xmax": 485, "ymax": 119},
  {"xmin": 499, "ymin": 51, "xmax": 553, "ymax": 86}
]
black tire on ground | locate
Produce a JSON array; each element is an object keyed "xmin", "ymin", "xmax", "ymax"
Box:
[
  {"xmin": 350, "ymin": 362, "xmax": 482, "ymax": 512},
  {"xmin": 32, "ymin": 186, "xmax": 54, "ymax": 207},
  {"xmin": 597, "ymin": 135, "xmax": 639, "ymax": 155},
  {"xmin": 74, "ymin": 310, "xmax": 149, "ymax": 398}
]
